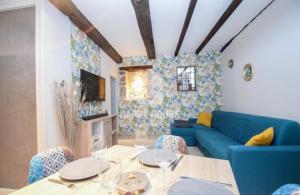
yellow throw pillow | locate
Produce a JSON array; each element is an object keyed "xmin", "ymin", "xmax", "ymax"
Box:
[
  {"xmin": 245, "ymin": 127, "xmax": 274, "ymax": 146},
  {"xmin": 196, "ymin": 112, "xmax": 212, "ymax": 127}
]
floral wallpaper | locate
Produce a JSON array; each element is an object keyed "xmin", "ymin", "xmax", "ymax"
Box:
[
  {"xmin": 119, "ymin": 51, "xmax": 222, "ymax": 135},
  {"xmin": 71, "ymin": 25, "xmax": 102, "ymax": 117}
]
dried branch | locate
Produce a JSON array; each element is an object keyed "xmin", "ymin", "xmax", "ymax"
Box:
[{"xmin": 53, "ymin": 81, "xmax": 86, "ymax": 149}]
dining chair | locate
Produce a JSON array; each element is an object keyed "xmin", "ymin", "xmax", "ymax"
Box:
[
  {"xmin": 28, "ymin": 146, "xmax": 75, "ymax": 184},
  {"xmin": 154, "ymin": 135, "xmax": 188, "ymax": 154},
  {"xmin": 272, "ymin": 184, "xmax": 300, "ymax": 195}
]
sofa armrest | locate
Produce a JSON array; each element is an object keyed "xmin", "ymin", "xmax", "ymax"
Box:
[
  {"xmin": 228, "ymin": 145, "xmax": 300, "ymax": 195},
  {"xmin": 188, "ymin": 118, "xmax": 197, "ymax": 124}
]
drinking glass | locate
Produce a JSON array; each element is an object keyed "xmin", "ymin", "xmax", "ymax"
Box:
[
  {"xmin": 101, "ymin": 158, "xmax": 122, "ymax": 194},
  {"xmin": 91, "ymin": 136, "xmax": 107, "ymax": 160},
  {"xmin": 156, "ymin": 149, "xmax": 172, "ymax": 191},
  {"xmin": 134, "ymin": 130, "xmax": 148, "ymax": 152}
]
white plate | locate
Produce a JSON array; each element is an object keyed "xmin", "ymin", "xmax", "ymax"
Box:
[
  {"xmin": 59, "ymin": 157, "xmax": 109, "ymax": 181},
  {"xmin": 168, "ymin": 178, "xmax": 234, "ymax": 195},
  {"xmin": 138, "ymin": 149, "xmax": 177, "ymax": 167}
]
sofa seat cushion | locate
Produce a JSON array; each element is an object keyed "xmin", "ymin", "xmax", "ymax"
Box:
[{"xmin": 195, "ymin": 130, "xmax": 241, "ymax": 159}]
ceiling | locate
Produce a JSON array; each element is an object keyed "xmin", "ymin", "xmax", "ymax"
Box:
[{"xmin": 72, "ymin": 0, "xmax": 273, "ymax": 57}]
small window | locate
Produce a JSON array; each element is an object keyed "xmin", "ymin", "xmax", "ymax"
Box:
[{"xmin": 177, "ymin": 66, "xmax": 196, "ymax": 91}]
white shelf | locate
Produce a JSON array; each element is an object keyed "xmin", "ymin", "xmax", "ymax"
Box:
[{"xmin": 75, "ymin": 115, "xmax": 118, "ymax": 158}]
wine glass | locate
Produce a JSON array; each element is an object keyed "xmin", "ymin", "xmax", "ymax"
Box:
[
  {"xmin": 91, "ymin": 136, "xmax": 107, "ymax": 160},
  {"xmin": 101, "ymin": 158, "xmax": 122, "ymax": 194},
  {"xmin": 156, "ymin": 149, "xmax": 172, "ymax": 191},
  {"xmin": 134, "ymin": 130, "xmax": 148, "ymax": 152}
]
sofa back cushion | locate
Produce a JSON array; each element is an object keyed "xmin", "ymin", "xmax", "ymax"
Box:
[{"xmin": 212, "ymin": 110, "xmax": 300, "ymax": 145}]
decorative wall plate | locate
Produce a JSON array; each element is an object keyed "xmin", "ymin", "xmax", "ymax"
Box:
[
  {"xmin": 228, "ymin": 59, "xmax": 234, "ymax": 68},
  {"xmin": 242, "ymin": 64, "xmax": 254, "ymax": 81}
]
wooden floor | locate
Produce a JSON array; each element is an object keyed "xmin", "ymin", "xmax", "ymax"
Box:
[{"xmin": 118, "ymin": 136, "xmax": 204, "ymax": 156}]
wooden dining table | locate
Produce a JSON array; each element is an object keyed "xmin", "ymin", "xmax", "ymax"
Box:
[{"xmin": 11, "ymin": 145, "xmax": 239, "ymax": 195}]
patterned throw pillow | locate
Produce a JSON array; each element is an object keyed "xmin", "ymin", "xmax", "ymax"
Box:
[{"xmin": 28, "ymin": 146, "xmax": 75, "ymax": 184}]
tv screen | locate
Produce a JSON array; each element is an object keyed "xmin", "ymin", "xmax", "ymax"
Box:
[{"xmin": 80, "ymin": 69, "xmax": 105, "ymax": 102}]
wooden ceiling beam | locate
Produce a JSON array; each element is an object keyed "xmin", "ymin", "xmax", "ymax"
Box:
[
  {"xmin": 195, "ymin": 0, "xmax": 242, "ymax": 54},
  {"xmin": 131, "ymin": 0, "xmax": 156, "ymax": 59},
  {"xmin": 119, "ymin": 65, "xmax": 153, "ymax": 71},
  {"xmin": 175, "ymin": 0, "xmax": 198, "ymax": 56},
  {"xmin": 49, "ymin": 0, "xmax": 122, "ymax": 63},
  {"xmin": 220, "ymin": 0, "xmax": 275, "ymax": 53}
]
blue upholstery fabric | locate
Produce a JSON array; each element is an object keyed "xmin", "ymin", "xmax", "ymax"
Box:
[
  {"xmin": 272, "ymin": 184, "xmax": 300, "ymax": 195},
  {"xmin": 28, "ymin": 146, "xmax": 75, "ymax": 184},
  {"xmin": 229, "ymin": 145, "xmax": 300, "ymax": 195},
  {"xmin": 154, "ymin": 135, "xmax": 164, "ymax": 149},
  {"xmin": 154, "ymin": 135, "xmax": 188, "ymax": 154},
  {"xmin": 28, "ymin": 155, "xmax": 44, "ymax": 184},
  {"xmin": 212, "ymin": 110, "xmax": 300, "ymax": 145},
  {"xmin": 170, "ymin": 123, "xmax": 195, "ymax": 137},
  {"xmin": 170, "ymin": 123, "xmax": 196, "ymax": 146},
  {"xmin": 188, "ymin": 118, "xmax": 197, "ymax": 124},
  {"xmin": 195, "ymin": 130, "xmax": 241, "ymax": 159},
  {"xmin": 170, "ymin": 110, "xmax": 300, "ymax": 195},
  {"xmin": 171, "ymin": 121, "xmax": 215, "ymax": 146},
  {"xmin": 192, "ymin": 123, "xmax": 215, "ymax": 131},
  {"xmin": 180, "ymin": 136, "xmax": 196, "ymax": 146}
]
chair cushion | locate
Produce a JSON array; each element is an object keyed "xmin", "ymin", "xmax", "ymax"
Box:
[
  {"xmin": 195, "ymin": 129, "xmax": 241, "ymax": 159},
  {"xmin": 28, "ymin": 155, "xmax": 44, "ymax": 184},
  {"xmin": 155, "ymin": 135, "xmax": 188, "ymax": 154},
  {"xmin": 272, "ymin": 184, "xmax": 300, "ymax": 195},
  {"xmin": 28, "ymin": 146, "xmax": 75, "ymax": 184}
]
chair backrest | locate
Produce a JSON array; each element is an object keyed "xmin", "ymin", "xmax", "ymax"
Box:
[
  {"xmin": 28, "ymin": 146, "xmax": 75, "ymax": 184},
  {"xmin": 154, "ymin": 135, "xmax": 188, "ymax": 154}
]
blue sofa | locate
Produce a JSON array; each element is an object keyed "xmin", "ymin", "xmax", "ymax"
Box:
[{"xmin": 171, "ymin": 110, "xmax": 300, "ymax": 195}]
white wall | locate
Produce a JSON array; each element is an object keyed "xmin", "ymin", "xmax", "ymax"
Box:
[
  {"xmin": 0, "ymin": 0, "xmax": 70, "ymax": 151},
  {"xmin": 221, "ymin": 0, "xmax": 300, "ymax": 122},
  {"xmin": 0, "ymin": 0, "xmax": 119, "ymax": 151},
  {"xmin": 0, "ymin": 0, "xmax": 35, "ymax": 11},
  {"xmin": 38, "ymin": 0, "xmax": 119, "ymax": 149},
  {"xmin": 38, "ymin": 0, "xmax": 72, "ymax": 149}
]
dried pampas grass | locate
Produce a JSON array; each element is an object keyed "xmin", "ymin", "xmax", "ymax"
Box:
[{"xmin": 54, "ymin": 81, "xmax": 86, "ymax": 149}]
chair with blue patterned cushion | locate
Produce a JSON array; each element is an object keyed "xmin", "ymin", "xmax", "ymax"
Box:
[
  {"xmin": 154, "ymin": 135, "xmax": 188, "ymax": 154},
  {"xmin": 28, "ymin": 146, "xmax": 75, "ymax": 184},
  {"xmin": 272, "ymin": 184, "xmax": 300, "ymax": 195}
]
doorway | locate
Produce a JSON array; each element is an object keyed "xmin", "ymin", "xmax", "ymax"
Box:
[{"xmin": 110, "ymin": 76, "xmax": 117, "ymax": 115}]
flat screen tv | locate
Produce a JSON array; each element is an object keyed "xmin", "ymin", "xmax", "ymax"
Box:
[{"xmin": 80, "ymin": 69, "xmax": 105, "ymax": 102}]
